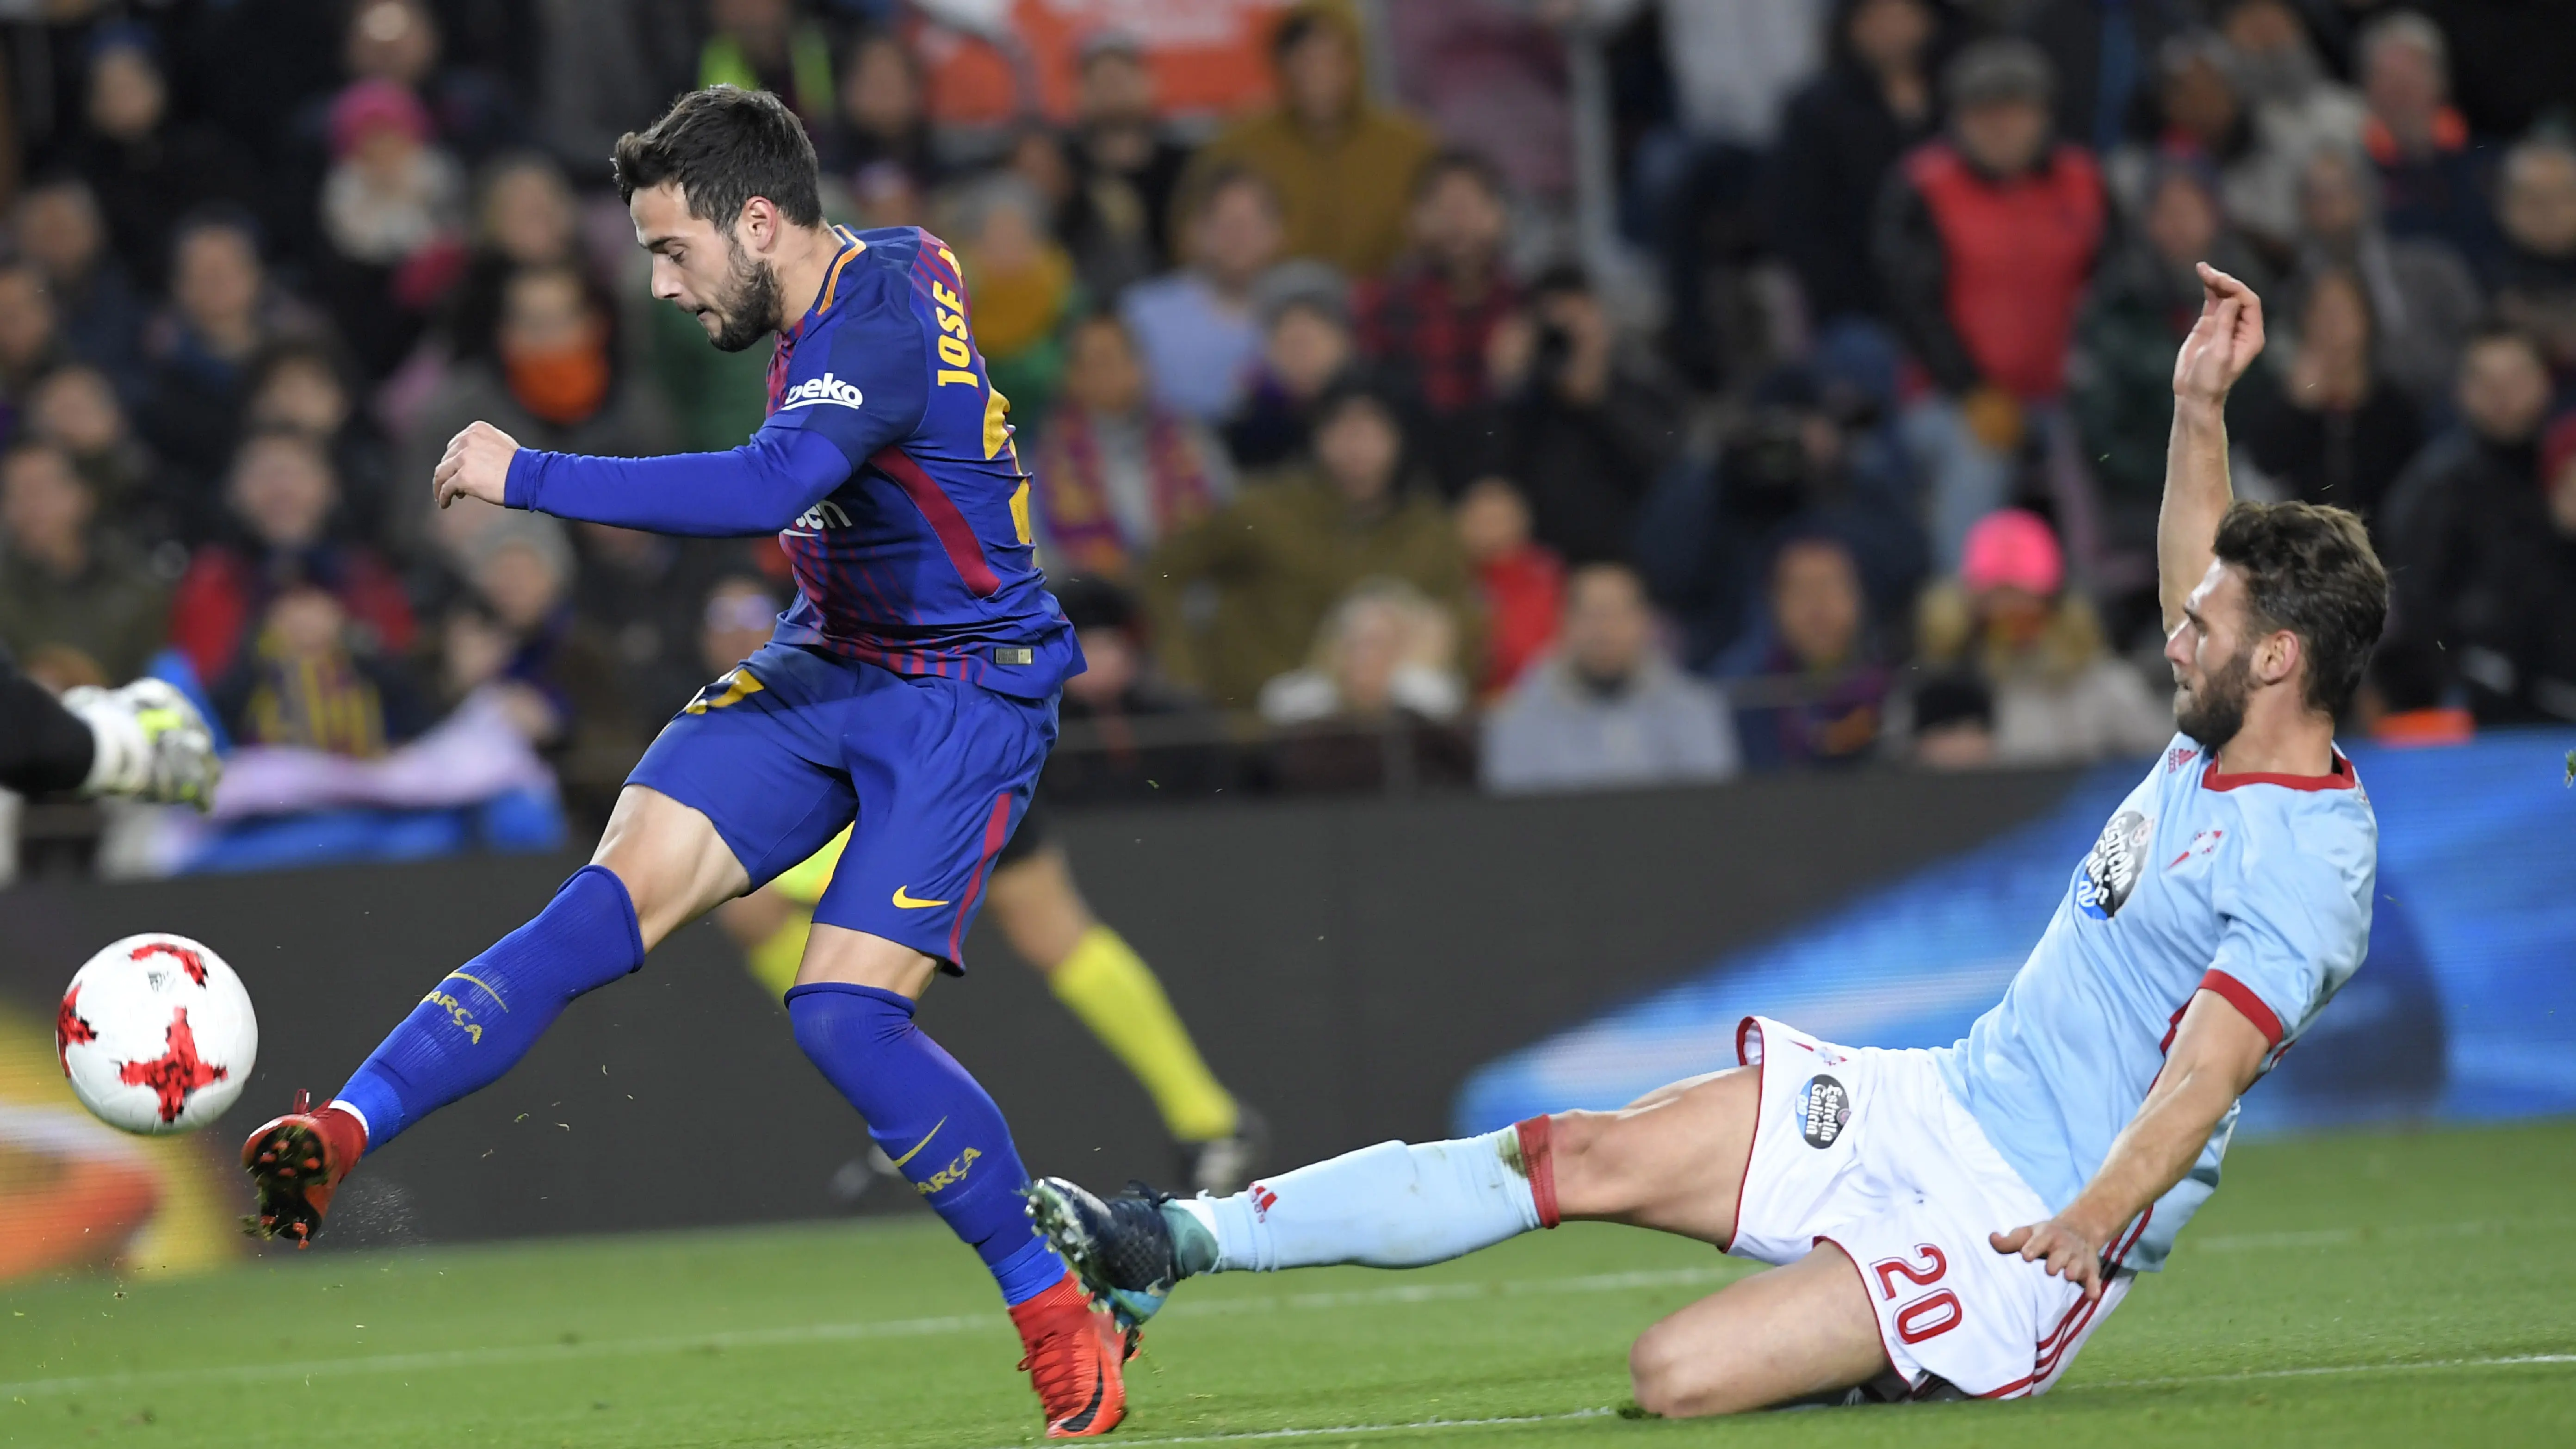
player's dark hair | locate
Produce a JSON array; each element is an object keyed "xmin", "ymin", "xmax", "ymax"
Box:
[
  {"xmin": 613, "ymin": 86, "xmax": 822, "ymax": 231},
  {"xmin": 2211, "ymin": 499, "xmax": 2388, "ymax": 718}
]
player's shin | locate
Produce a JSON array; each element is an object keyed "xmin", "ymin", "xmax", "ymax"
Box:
[
  {"xmin": 1180, "ymin": 1119, "xmax": 1558, "ymax": 1273},
  {"xmin": 333, "ymin": 865, "xmax": 646, "ymax": 1149},
  {"xmin": 785, "ymin": 982, "xmax": 1071, "ymax": 1305}
]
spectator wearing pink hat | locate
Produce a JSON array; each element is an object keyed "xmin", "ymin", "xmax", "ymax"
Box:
[
  {"xmin": 318, "ymin": 78, "xmax": 469, "ymax": 376},
  {"xmin": 1912, "ymin": 508, "xmax": 2170, "ymax": 765}
]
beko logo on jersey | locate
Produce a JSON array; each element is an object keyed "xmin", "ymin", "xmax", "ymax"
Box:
[
  {"xmin": 779, "ymin": 372, "xmax": 864, "ymax": 410},
  {"xmin": 1797, "ymin": 1074, "xmax": 1851, "ymax": 1149},
  {"xmin": 2075, "ymin": 808, "xmax": 2154, "ymax": 920}
]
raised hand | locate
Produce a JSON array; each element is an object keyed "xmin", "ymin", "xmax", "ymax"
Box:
[
  {"xmin": 2171, "ymin": 262, "xmax": 2266, "ymax": 409},
  {"xmin": 433, "ymin": 421, "xmax": 522, "ymax": 510}
]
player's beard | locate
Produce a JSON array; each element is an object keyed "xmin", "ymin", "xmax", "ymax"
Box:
[
  {"xmin": 2174, "ymin": 640, "xmax": 2255, "ymax": 752},
  {"xmin": 703, "ymin": 238, "xmax": 782, "ymax": 353}
]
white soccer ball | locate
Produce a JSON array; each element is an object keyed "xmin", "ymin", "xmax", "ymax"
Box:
[{"xmin": 56, "ymin": 933, "xmax": 257, "ymax": 1135}]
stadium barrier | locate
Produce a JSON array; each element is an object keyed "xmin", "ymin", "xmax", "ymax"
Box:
[
  {"xmin": 1457, "ymin": 731, "xmax": 2576, "ymax": 1139},
  {"xmin": 6, "ymin": 732, "xmax": 2565, "ymax": 1265},
  {"xmin": 0, "ymin": 762, "xmax": 2081, "ymax": 1260}
]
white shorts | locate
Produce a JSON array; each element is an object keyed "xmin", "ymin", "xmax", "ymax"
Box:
[{"xmin": 1723, "ymin": 1016, "xmax": 2136, "ymax": 1400}]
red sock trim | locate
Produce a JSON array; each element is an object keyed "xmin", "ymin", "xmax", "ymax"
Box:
[{"xmin": 1515, "ymin": 1116, "xmax": 1561, "ymax": 1228}]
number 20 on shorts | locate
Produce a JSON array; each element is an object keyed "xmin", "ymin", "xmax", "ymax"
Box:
[{"xmin": 1871, "ymin": 1244, "xmax": 1964, "ymax": 1345}]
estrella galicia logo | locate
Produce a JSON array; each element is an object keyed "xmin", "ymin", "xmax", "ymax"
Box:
[
  {"xmin": 1797, "ymin": 1074, "xmax": 1851, "ymax": 1149},
  {"xmin": 2074, "ymin": 809, "xmax": 2154, "ymax": 920},
  {"xmin": 779, "ymin": 372, "xmax": 864, "ymax": 410}
]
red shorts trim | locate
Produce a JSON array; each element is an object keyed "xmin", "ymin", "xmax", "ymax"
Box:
[{"xmin": 1719, "ymin": 1016, "xmax": 1767, "ymax": 1253}]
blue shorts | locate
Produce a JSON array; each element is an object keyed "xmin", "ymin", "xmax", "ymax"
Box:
[{"xmin": 631, "ymin": 642, "xmax": 1056, "ymax": 971}]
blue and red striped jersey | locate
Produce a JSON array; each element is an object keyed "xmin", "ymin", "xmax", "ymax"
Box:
[
  {"xmin": 757, "ymin": 225, "xmax": 1078, "ymax": 692},
  {"xmin": 499, "ymin": 224, "xmax": 1079, "ymax": 692}
]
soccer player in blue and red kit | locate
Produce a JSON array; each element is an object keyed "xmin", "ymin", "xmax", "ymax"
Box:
[{"xmin": 238, "ymin": 87, "xmax": 1130, "ymax": 1437}]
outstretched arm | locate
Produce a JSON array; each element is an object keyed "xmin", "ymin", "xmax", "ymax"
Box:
[
  {"xmin": 433, "ymin": 421, "xmax": 853, "ymax": 538},
  {"xmin": 2160, "ymin": 263, "xmax": 2267, "ymax": 634},
  {"xmin": 1988, "ymin": 991, "xmax": 2269, "ymax": 1300}
]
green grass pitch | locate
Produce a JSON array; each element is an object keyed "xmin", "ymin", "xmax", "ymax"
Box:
[{"xmin": 4, "ymin": 1120, "xmax": 2570, "ymax": 1448}]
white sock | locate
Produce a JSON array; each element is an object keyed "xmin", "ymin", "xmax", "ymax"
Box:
[{"xmin": 1179, "ymin": 1127, "xmax": 1547, "ymax": 1273}]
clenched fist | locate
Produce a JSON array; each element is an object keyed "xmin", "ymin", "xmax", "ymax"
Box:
[{"xmin": 433, "ymin": 420, "xmax": 522, "ymax": 510}]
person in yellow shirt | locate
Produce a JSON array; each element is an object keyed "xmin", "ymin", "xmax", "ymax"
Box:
[
  {"xmin": 700, "ymin": 575, "xmax": 1258, "ymax": 1194},
  {"xmin": 1177, "ymin": 0, "xmax": 1438, "ymax": 279}
]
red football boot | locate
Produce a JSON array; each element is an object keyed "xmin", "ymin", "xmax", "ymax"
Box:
[
  {"xmin": 240, "ymin": 1090, "xmax": 366, "ymax": 1247},
  {"xmin": 1009, "ymin": 1274, "xmax": 1133, "ymax": 1438}
]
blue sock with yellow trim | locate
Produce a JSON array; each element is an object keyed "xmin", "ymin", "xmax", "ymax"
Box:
[
  {"xmin": 333, "ymin": 865, "xmax": 645, "ymax": 1149},
  {"xmin": 785, "ymin": 982, "xmax": 1067, "ymax": 1305}
]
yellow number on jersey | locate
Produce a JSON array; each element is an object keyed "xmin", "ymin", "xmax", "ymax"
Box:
[{"xmin": 982, "ymin": 386, "xmax": 1014, "ymax": 460}]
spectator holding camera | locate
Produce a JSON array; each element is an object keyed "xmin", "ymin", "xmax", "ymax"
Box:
[{"xmin": 1474, "ymin": 264, "xmax": 1685, "ymax": 560}]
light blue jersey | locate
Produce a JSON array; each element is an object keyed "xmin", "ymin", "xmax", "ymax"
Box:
[{"xmin": 1934, "ymin": 734, "xmax": 2376, "ymax": 1272}]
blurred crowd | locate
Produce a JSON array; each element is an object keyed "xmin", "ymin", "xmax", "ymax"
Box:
[{"xmin": 0, "ymin": 0, "xmax": 2570, "ymax": 875}]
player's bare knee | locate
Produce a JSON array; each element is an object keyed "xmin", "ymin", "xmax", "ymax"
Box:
[
  {"xmin": 1546, "ymin": 1110, "xmax": 1645, "ymax": 1217},
  {"xmin": 1627, "ymin": 1323, "xmax": 1730, "ymax": 1419},
  {"xmin": 590, "ymin": 786, "xmax": 749, "ymax": 949}
]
